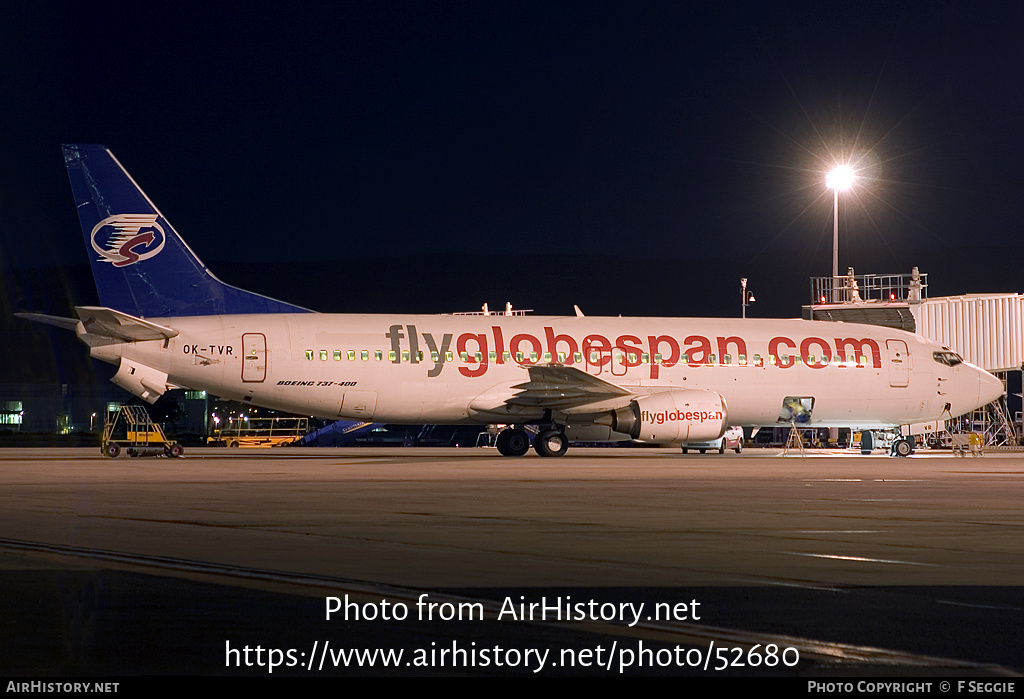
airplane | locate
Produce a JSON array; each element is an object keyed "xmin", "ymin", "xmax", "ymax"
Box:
[{"xmin": 17, "ymin": 144, "xmax": 1005, "ymax": 458}]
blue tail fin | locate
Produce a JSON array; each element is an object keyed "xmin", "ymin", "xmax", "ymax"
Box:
[{"xmin": 63, "ymin": 144, "xmax": 311, "ymax": 317}]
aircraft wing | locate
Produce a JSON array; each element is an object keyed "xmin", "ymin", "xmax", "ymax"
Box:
[{"xmin": 506, "ymin": 364, "xmax": 633, "ymax": 410}]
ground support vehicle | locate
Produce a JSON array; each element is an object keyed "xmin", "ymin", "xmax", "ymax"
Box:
[
  {"xmin": 102, "ymin": 405, "xmax": 183, "ymax": 458},
  {"xmin": 951, "ymin": 433, "xmax": 983, "ymax": 457}
]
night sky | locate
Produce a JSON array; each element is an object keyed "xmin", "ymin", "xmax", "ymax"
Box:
[{"xmin": 2, "ymin": 1, "xmax": 1023, "ymax": 322}]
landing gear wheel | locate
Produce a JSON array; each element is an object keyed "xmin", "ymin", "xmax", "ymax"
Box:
[
  {"xmin": 892, "ymin": 437, "xmax": 913, "ymax": 457},
  {"xmin": 103, "ymin": 443, "xmax": 121, "ymax": 458},
  {"xmin": 699, "ymin": 448, "xmax": 707, "ymax": 454},
  {"xmin": 496, "ymin": 428, "xmax": 530, "ymax": 457},
  {"xmin": 168, "ymin": 443, "xmax": 184, "ymax": 458},
  {"xmin": 860, "ymin": 431, "xmax": 874, "ymax": 455},
  {"xmin": 534, "ymin": 429, "xmax": 569, "ymax": 457},
  {"xmin": 681, "ymin": 447, "xmax": 688, "ymax": 454}
]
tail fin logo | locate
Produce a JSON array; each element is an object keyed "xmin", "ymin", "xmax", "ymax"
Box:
[{"xmin": 90, "ymin": 214, "xmax": 166, "ymax": 267}]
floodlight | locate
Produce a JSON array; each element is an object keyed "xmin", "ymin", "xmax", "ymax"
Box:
[{"xmin": 826, "ymin": 165, "xmax": 855, "ymax": 190}]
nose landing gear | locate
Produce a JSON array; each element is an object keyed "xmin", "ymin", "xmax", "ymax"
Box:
[{"xmin": 891, "ymin": 435, "xmax": 915, "ymax": 457}]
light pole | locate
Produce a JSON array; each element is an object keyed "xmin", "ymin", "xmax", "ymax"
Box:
[
  {"xmin": 826, "ymin": 165, "xmax": 854, "ymax": 302},
  {"xmin": 741, "ymin": 278, "xmax": 755, "ymax": 319}
]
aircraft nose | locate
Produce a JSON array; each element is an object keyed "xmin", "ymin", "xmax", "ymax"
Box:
[{"xmin": 979, "ymin": 368, "xmax": 1004, "ymax": 407}]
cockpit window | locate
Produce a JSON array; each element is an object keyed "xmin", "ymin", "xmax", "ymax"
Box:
[{"xmin": 933, "ymin": 351, "xmax": 963, "ymax": 367}]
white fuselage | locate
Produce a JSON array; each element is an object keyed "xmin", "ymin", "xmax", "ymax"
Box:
[{"xmin": 84, "ymin": 313, "xmax": 1001, "ymax": 432}]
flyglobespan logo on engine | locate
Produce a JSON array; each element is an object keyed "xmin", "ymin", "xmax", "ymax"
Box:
[
  {"xmin": 91, "ymin": 214, "xmax": 166, "ymax": 267},
  {"xmin": 642, "ymin": 409, "xmax": 723, "ymax": 424}
]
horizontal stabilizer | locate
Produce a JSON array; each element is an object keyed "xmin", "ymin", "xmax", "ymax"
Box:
[
  {"xmin": 14, "ymin": 312, "xmax": 81, "ymax": 332},
  {"xmin": 75, "ymin": 306, "xmax": 179, "ymax": 341}
]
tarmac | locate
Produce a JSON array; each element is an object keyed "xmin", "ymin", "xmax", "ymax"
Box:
[{"xmin": 1, "ymin": 446, "xmax": 1021, "ymax": 677}]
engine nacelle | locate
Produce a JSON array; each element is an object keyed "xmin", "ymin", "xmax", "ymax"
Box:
[{"xmin": 603, "ymin": 389, "xmax": 728, "ymax": 443}]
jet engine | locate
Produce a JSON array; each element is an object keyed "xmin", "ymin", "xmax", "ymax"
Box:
[{"xmin": 600, "ymin": 389, "xmax": 728, "ymax": 443}]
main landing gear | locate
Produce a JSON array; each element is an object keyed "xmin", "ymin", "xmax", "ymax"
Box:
[
  {"xmin": 494, "ymin": 426, "xmax": 569, "ymax": 457},
  {"xmin": 495, "ymin": 428, "xmax": 530, "ymax": 457},
  {"xmin": 534, "ymin": 429, "xmax": 569, "ymax": 457}
]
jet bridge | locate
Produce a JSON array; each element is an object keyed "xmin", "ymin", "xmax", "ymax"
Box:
[{"xmin": 804, "ymin": 268, "xmax": 1022, "ymax": 446}]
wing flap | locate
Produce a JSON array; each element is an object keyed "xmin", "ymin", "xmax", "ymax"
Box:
[{"xmin": 506, "ymin": 364, "xmax": 633, "ymax": 410}]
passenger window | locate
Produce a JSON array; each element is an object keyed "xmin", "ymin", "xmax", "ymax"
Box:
[
  {"xmin": 753, "ymin": 354, "xmax": 762, "ymax": 367},
  {"xmin": 388, "ymin": 350, "xmax": 396, "ymax": 362},
  {"xmin": 305, "ymin": 350, "xmax": 313, "ymax": 361},
  {"xmin": 361, "ymin": 350, "xmax": 369, "ymax": 361},
  {"xmin": 375, "ymin": 350, "xmax": 382, "ymax": 361},
  {"xmin": 347, "ymin": 350, "xmax": 355, "ymax": 361},
  {"xmin": 445, "ymin": 351, "xmax": 453, "ymax": 362},
  {"xmin": 401, "ymin": 350, "xmax": 409, "ymax": 362},
  {"xmin": 320, "ymin": 350, "xmax": 328, "ymax": 361},
  {"xmin": 333, "ymin": 350, "xmax": 342, "ymax": 361},
  {"xmin": 573, "ymin": 352, "xmax": 582, "ymax": 363}
]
